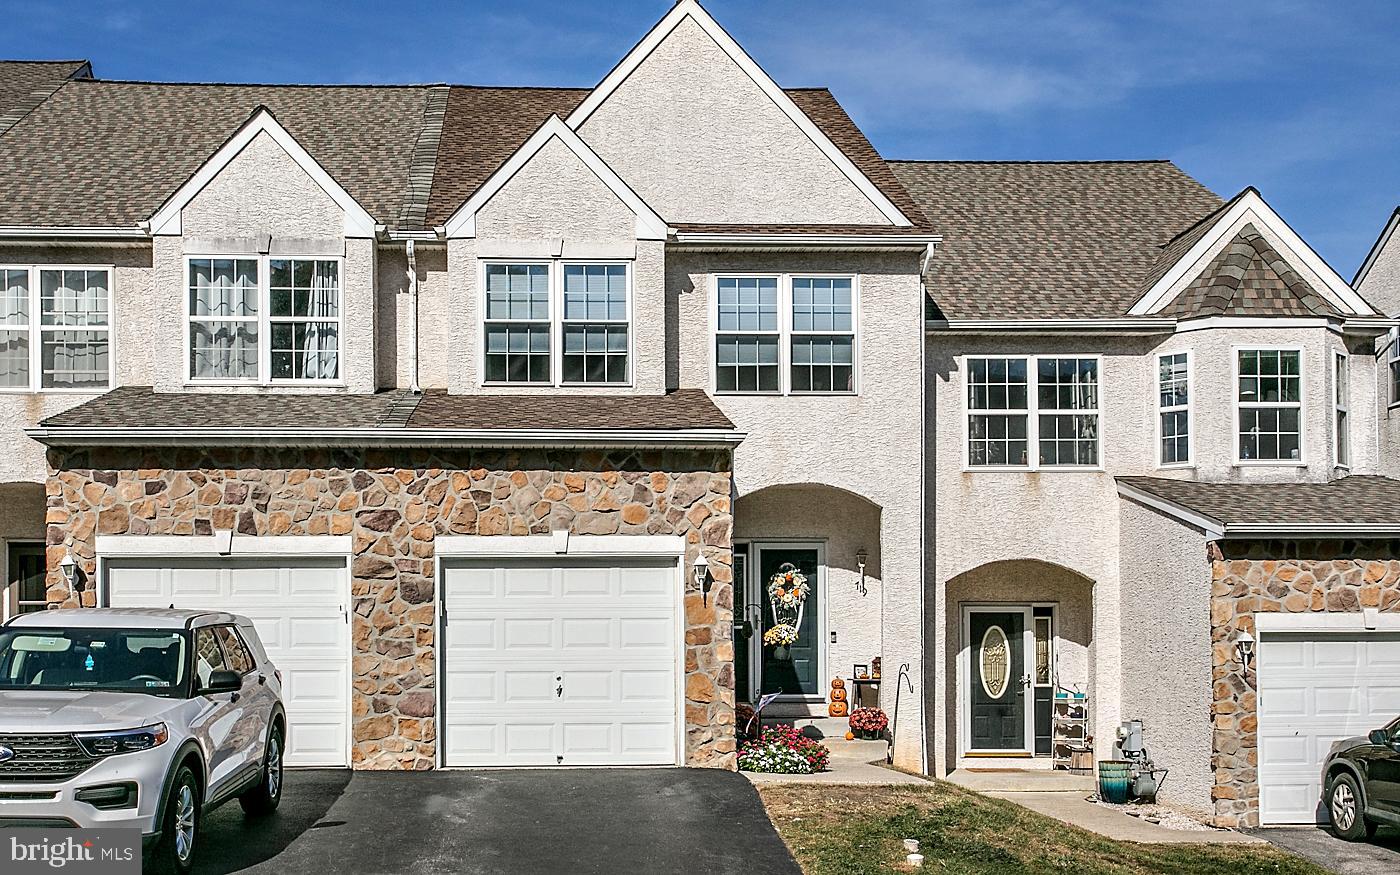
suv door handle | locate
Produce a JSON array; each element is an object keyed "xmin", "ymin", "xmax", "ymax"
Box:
[
  {"xmin": 229, "ymin": 691, "xmax": 240, "ymax": 703},
  {"xmin": 257, "ymin": 673, "xmax": 267, "ymax": 685}
]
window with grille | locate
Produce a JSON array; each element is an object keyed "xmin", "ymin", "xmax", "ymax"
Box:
[
  {"xmin": 0, "ymin": 266, "xmax": 112, "ymax": 391},
  {"xmin": 1237, "ymin": 349, "xmax": 1302, "ymax": 463},
  {"xmin": 1157, "ymin": 352, "xmax": 1190, "ymax": 466}
]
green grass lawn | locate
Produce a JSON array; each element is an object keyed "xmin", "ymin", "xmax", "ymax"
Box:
[{"xmin": 757, "ymin": 783, "xmax": 1326, "ymax": 875}]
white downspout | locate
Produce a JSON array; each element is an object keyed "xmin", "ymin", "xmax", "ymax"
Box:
[{"xmin": 405, "ymin": 240, "xmax": 421, "ymax": 395}]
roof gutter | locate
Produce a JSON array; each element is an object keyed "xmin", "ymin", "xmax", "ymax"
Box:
[
  {"xmin": 671, "ymin": 232, "xmax": 941, "ymax": 249},
  {"xmin": 0, "ymin": 226, "xmax": 148, "ymax": 240},
  {"xmin": 24, "ymin": 425, "xmax": 747, "ymax": 450},
  {"xmin": 927, "ymin": 317, "xmax": 1176, "ymax": 335}
]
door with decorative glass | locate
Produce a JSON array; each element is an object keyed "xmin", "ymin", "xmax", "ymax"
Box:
[{"xmin": 967, "ymin": 608, "xmax": 1031, "ymax": 751}]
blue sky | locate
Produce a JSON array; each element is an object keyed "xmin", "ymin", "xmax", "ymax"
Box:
[{"xmin": 6, "ymin": 0, "xmax": 1398, "ymax": 275}]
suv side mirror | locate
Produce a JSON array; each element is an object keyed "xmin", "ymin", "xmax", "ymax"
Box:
[
  {"xmin": 200, "ymin": 669, "xmax": 241, "ymax": 695},
  {"xmin": 1368, "ymin": 728, "xmax": 1391, "ymax": 746}
]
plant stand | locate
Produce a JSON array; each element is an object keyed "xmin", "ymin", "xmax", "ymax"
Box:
[{"xmin": 1052, "ymin": 690, "xmax": 1090, "ymax": 773}]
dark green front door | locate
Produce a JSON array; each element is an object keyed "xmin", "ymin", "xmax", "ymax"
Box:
[
  {"xmin": 969, "ymin": 611, "xmax": 1025, "ymax": 750},
  {"xmin": 760, "ymin": 547, "xmax": 820, "ymax": 697},
  {"xmin": 733, "ymin": 549, "xmax": 752, "ymax": 702}
]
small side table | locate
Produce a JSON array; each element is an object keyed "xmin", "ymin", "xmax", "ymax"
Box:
[{"xmin": 848, "ymin": 677, "xmax": 880, "ymax": 709}]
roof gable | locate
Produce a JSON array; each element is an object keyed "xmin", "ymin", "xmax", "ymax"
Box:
[
  {"xmin": 1160, "ymin": 223, "xmax": 1339, "ymax": 318},
  {"xmin": 440, "ymin": 115, "xmax": 666, "ymax": 240},
  {"xmin": 567, "ymin": 0, "xmax": 910, "ymax": 227},
  {"xmin": 1130, "ymin": 188, "xmax": 1375, "ymax": 317},
  {"xmin": 147, "ymin": 107, "xmax": 378, "ymax": 238}
]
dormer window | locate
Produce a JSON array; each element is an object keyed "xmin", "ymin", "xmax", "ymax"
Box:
[{"xmin": 187, "ymin": 256, "xmax": 341, "ymax": 385}]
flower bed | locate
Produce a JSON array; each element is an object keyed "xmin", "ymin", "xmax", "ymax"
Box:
[{"xmin": 738, "ymin": 725, "xmax": 830, "ymax": 774}]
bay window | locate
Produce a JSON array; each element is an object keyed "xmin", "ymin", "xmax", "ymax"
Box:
[
  {"xmin": 966, "ymin": 355, "xmax": 1100, "ymax": 469},
  {"xmin": 482, "ymin": 261, "xmax": 631, "ymax": 386},
  {"xmin": 1157, "ymin": 351, "xmax": 1190, "ymax": 466},
  {"xmin": 188, "ymin": 256, "xmax": 340, "ymax": 384},
  {"xmin": 0, "ymin": 265, "xmax": 111, "ymax": 391},
  {"xmin": 1236, "ymin": 348, "xmax": 1302, "ymax": 463},
  {"xmin": 713, "ymin": 274, "xmax": 856, "ymax": 394}
]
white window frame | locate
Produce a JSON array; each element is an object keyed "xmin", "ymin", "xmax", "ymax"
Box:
[
  {"xmin": 961, "ymin": 354, "xmax": 1103, "ymax": 472},
  {"xmin": 1387, "ymin": 328, "xmax": 1400, "ymax": 409},
  {"xmin": 477, "ymin": 259, "xmax": 634, "ymax": 388},
  {"xmin": 1155, "ymin": 349, "xmax": 1193, "ymax": 469},
  {"xmin": 183, "ymin": 254, "xmax": 345, "ymax": 387},
  {"xmin": 0, "ymin": 264, "xmax": 115, "ymax": 394},
  {"xmin": 1233, "ymin": 346, "xmax": 1306, "ymax": 466},
  {"xmin": 1334, "ymin": 350, "xmax": 1350, "ymax": 469},
  {"xmin": 709, "ymin": 273, "xmax": 859, "ymax": 396}
]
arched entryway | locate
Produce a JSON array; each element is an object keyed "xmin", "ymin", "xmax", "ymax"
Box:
[
  {"xmin": 733, "ymin": 483, "xmax": 882, "ymax": 713},
  {"xmin": 943, "ymin": 559, "xmax": 1094, "ymax": 769}
]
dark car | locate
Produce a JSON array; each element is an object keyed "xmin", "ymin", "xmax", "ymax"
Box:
[{"xmin": 1322, "ymin": 716, "xmax": 1400, "ymax": 840}]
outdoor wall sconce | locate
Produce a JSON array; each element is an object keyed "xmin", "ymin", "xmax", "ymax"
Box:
[
  {"xmin": 1236, "ymin": 630, "xmax": 1255, "ymax": 672},
  {"xmin": 693, "ymin": 553, "xmax": 711, "ymax": 606},
  {"xmin": 855, "ymin": 548, "xmax": 868, "ymax": 597},
  {"xmin": 59, "ymin": 552, "xmax": 81, "ymax": 595}
]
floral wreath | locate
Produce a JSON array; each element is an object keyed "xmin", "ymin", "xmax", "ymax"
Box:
[{"xmin": 767, "ymin": 565, "xmax": 810, "ymax": 608}]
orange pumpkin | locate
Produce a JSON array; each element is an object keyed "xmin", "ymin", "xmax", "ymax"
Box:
[
  {"xmin": 844, "ymin": 731, "xmax": 855, "ymax": 741},
  {"xmin": 828, "ymin": 701, "xmax": 849, "ymax": 717},
  {"xmin": 831, "ymin": 677, "xmax": 846, "ymax": 689},
  {"xmin": 830, "ymin": 687, "xmax": 847, "ymax": 702}
]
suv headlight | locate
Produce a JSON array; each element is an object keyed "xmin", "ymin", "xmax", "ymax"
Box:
[{"xmin": 74, "ymin": 724, "xmax": 169, "ymax": 758}]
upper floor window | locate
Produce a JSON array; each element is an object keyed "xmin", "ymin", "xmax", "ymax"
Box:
[
  {"xmin": 1157, "ymin": 351, "xmax": 1190, "ymax": 467},
  {"xmin": 188, "ymin": 257, "xmax": 340, "ymax": 384},
  {"xmin": 1236, "ymin": 348, "xmax": 1302, "ymax": 463},
  {"xmin": 482, "ymin": 262, "xmax": 630, "ymax": 386},
  {"xmin": 1334, "ymin": 351, "xmax": 1350, "ymax": 468},
  {"xmin": 1388, "ymin": 329, "xmax": 1400, "ymax": 407},
  {"xmin": 966, "ymin": 355, "xmax": 1099, "ymax": 469},
  {"xmin": 714, "ymin": 274, "xmax": 856, "ymax": 394},
  {"xmin": 0, "ymin": 266, "xmax": 111, "ymax": 392}
]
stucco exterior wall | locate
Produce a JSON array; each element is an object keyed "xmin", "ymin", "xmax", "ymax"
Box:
[
  {"xmin": 578, "ymin": 16, "xmax": 886, "ymax": 226},
  {"xmin": 1145, "ymin": 325, "xmax": 1352, "ymax": 481},
  {"xmin": 671, "ymin": 249, "xmax": 925, "ymax": 767},
  {"xmin": 1117, "ymin": 498, "xmax": 1213, "ymax": 815},
  {"xmin": 475, "ymin": 137, "xmax": 636, "ymax": 242},
  {"xmin": 181, "ymin": 131, "xmax": 343, "ymax": 239},
  {"xmin": 941, "ymin": 560, "xmax": 1093, "ymax": 769},
  {"xmin": 378, "ymin": 244, "xmax": 450, "ymax": 391},
  {"xmin": 1356, "ymin": 225, "xmax": 1400, "ymax": 318},
  {"xmin": 733, "ymin": 484, "xmax": 883, "ymax": 712}
]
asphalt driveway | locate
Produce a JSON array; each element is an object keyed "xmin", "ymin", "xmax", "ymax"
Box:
[
  {"xmin": 195, "ymin": 768, "xmax": 801, "ymax": 875},
  {"xmin": 1250, "ymin": 825, "xmax": 1400, "ymax": 874}
]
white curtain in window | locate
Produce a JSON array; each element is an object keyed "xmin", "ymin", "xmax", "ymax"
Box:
[
  {"xmin": 300, "ymin": 261, "xmax": 338, "ymax": 380},
  {"xmin": 190, "ymin": 259, "xmax": 257, "ymax": 380}
]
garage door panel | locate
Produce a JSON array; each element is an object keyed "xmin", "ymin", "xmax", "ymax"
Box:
[
  {"xmin": 106, "ymin": 558, "xmax": 349, "ymax": 768},
  {"xmin": 1258, "ymin": 631, "xmax": 1400, "ymax": 824},
  {"xmin": 442, "ymin": 558, "xmax": 679, "ymax": 767}
]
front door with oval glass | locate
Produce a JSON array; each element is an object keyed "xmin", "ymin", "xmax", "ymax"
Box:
[{"xmin": 969, "ymin": 610, "xmax": 1026, "ymax": 750}]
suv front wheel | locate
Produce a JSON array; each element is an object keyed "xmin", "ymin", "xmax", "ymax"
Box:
[
  {"xmin": 1328, "ymin": 773, "xmax": 1378, "ymax": 841},
  {"xmin": 149, "ymin": 764, "xmax": 201, "ymax": 874},
  {"xmin": 240, "ymin": 723, "xmax": 284, "ymax": 816}
]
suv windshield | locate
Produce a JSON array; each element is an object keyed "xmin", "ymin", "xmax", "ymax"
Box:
[{"xmin": 0, "ymin": 628, "xmax": 189, "ymax": 698}]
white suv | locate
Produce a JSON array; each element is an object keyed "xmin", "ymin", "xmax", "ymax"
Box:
[{"xmin": 0, "ymin": 608, "xmax": 286, "ymax": 874}]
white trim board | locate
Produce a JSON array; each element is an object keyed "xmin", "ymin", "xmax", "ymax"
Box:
[
  {"xmin": 25, "ymin": 425, "xmax": 748, "ymax": 449},
  {"xmin": 440, "ymin": 115, "xmax": 667, "ymax": 241},
  {"xmin": 436, "ymin": 534, "xmax": 685, "ymax": 558},
  {"xmin": 145, "ymin": 107, "xmax": 379, "ymax": 239},
  {"xmin": 1256, "ymin": 611, "xmax": 1400, "ymax": 634},
  {"xmin": 563, "ymin": 0, "xmax": 910, "ymax": 228},
  {"xmin": 96, "ymin": 534, "xmax": 352, "ymax": 558},
  {"xmin": 1129, "ymin": 189, "xmax": 1376, "ymax": 318}
]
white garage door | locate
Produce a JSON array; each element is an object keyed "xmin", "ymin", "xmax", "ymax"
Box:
[
  {"xmin": 442, "ymin": 557, "xmax": 679, "ymax": 767},
  {"xmin": 1258, "ymin": 632, "xmax": 1400, "ymax": 824},
  {"xmin": 105, "ymin": 558, "xmax": 349, "ymax": 768}
]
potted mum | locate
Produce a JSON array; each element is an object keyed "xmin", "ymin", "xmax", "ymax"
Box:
[{"xmin": 849, "ymin": 707, "xmax": 889, "ymax": 740}]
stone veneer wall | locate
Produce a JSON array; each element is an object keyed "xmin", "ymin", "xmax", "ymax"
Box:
[
  {"xmin": 1208, "ymin": 539, "xmax": 1400, "ymax": 827},
  {"xmin": 45, "ymin": 447, "xmax": 735, "ymax": 770}
]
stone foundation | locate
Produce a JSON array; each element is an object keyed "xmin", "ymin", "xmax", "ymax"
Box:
[
  {"xmin": 1209, "ymin": 539, "xmax": 1400, "ymax": 827},
  {"xmin": 46, "ymin": 446, "xmax": 735, "ymax": 770}
]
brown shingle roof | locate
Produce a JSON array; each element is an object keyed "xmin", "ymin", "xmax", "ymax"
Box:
[
  {"xmin": 0, "ymin": 80, "xmax": 436, "ymax": 228},
  {"xmin": 889, "ymin": 160, "xmax": 1223, "ymax": 320},
  {"xmin": 1160, "ymin": 223, "xmax": 1338, "ymax": 318},
  {"xmin": 1119, "ymin": 475, "xmax": 1400, "ymax": 530},
  {"xmin": 38, "ymin": 386, "xmax": 735, "ymax": 434},
  {"xmin": 0, "ymin": 60, "xmax": 89, "ymax": 136}
]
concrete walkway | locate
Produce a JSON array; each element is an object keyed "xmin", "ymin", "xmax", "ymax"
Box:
[
  {"xmin": 988, "ymin": 791, "xmax": 1265, "ymax": 845},
  {"xmin": 946, "ymin": 768, "xmax": 1096, "ymax": 793}
]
